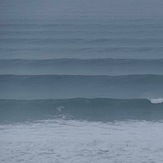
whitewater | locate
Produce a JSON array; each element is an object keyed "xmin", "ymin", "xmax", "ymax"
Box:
[
  {"xmin": 1, "ymin": 120, "xmax": 163, "ymax": 163},
  {"xmin": 1, "ymin": 0, "xmax": 163, "ymax": 162}
]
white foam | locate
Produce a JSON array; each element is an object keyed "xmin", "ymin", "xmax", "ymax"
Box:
[
  {"xmin": 150, "ymin": 98, "xmax": 163, "ymax": 104},
  {"xmin": 1, "ymin": 120, "xmax": 163, "ymax": 163}
]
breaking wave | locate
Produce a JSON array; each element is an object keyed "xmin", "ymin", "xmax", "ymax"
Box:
[
  {"xmin": 150, "ymin": 98, "xmax": 163, "ymax": 104},
  {"xmin": 1, "ymin": 98, "xmax": 163, "ymax": 122}
]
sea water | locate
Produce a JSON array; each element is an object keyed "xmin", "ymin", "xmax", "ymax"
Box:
[{"xmin": 1, "ymin": 0, "xmax": 163, "ymax": 162}]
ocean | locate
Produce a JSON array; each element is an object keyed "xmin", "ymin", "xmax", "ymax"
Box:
[{"xmin": 1, "ymin": 0, "xmax": 163, "ymax": 162}]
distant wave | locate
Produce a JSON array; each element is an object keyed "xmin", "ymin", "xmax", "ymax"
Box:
[
  {"xmin": 1, "ymin": 98, "xmax": 163, "ymax": 122},
  {"xmin": 1, "ymin": 37, "xmax": 163, "ymax": 44},
  {"xmin": 1, "ymin": 58, "xmax": 163, "ymax": 75},
  {"xmin": 1, "ymin": 18, "xmax": 163, "ymax": 60}
]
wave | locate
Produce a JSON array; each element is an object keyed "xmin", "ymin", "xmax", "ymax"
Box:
[
  {"xmin": 1, "ymin": 98, "xmax": 163, "ymax": 122},
  {"xmin": 1, "ymin": 58, "xmax": 163, "ymax": 75},
  {"xmin": 1, "ymin": 37, "xmax": 163, "ymax": 44},
  {"xmin": 1, "ymin": 18, "xmax": 163, "ymax": 60},
  {"xmin": 0, "ymin": 74, "xmax": 163, "ymax": 99},
  {"xmin": 1, "ymin": 20, "xmax": 163, "ymax": 30}
]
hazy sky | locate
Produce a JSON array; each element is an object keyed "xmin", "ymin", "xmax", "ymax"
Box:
[{"xmin": 0, "ymin": 0, "xmax": 163, "ymax": 19}]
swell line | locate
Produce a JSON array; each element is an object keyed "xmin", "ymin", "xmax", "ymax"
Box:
[
  {"xmin": 0, "ymin": 98, "xmax": 163, "ymax": 122},
  {"xmin": 1, "ymin": 58, "xmax": 163, "ymax": 75}
]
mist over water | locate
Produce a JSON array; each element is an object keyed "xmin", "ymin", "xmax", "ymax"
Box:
[{"xmin": 1, "ymin": 0, "xmax": 163, "ymax": 162}]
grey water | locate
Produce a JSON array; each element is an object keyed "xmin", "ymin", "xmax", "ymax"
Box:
[{"xmin": 1, "ymin": 0, "xmax": 163, "ymax": 162}]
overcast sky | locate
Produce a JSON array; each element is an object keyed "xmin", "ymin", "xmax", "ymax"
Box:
[{"xmin": 0, "ymin": 0, "xmax": 163, "ymax": 19}]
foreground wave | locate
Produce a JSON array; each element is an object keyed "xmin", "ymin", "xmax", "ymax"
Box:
[{"xmin": 1, "ymin": 98, "xmax": 163, "ymax": 122}]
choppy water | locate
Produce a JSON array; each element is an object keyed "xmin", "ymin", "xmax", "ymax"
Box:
[{"xmin": 1, "ymin": 0, "xmax": 163, "ymax": 162}]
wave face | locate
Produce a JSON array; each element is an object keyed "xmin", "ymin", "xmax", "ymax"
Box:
[
  {"xmin": 1, "ymin": 98, "xmax": 163, "ymax": 122},
  {"xmin": 0, "ymin": 74, "xmax": 163, "ymax": 99}
]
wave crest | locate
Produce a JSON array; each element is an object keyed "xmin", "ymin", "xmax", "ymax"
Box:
[{"xmin": 150, "ymin": 98, "xmax": 163, "ymax": 104}]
